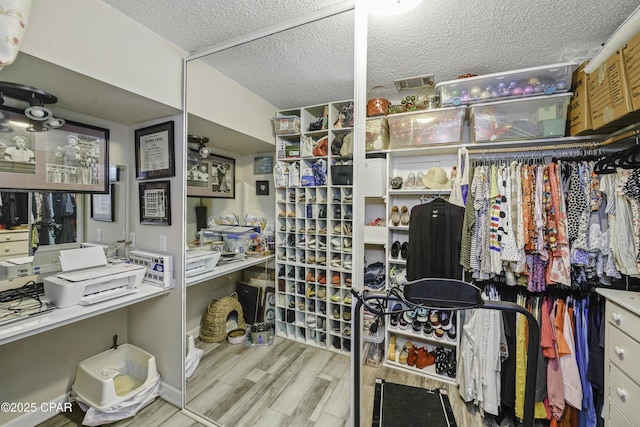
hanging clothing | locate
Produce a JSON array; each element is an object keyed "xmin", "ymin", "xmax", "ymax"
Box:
[{"xmin": 406, "ymin": 198, "xmax": 464, "ymax": 280}]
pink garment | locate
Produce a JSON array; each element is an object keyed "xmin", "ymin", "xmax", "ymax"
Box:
[
  {"xmin": 546, "ymin": 299, "xmax": 565, "ymax": 420},
  {"xmin": 559, "ymin": 302, "xmax": 582, "ymax": 409}
]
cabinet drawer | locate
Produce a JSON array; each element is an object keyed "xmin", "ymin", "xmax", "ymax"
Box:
[
  {"xmin": 609, "ymin": 400, "xmax": 635, "ymax": 427},
  {"xmin": 610, "ymin": 363, "xmax": 640, "ymax": 422},
  {"xmin": 0, "ymin": 231, "xmax": 28, "ymax": 242},
  {"xmin": 608, "ymin": 326, "xmax": 640, "ymax": 382},
  {"xmin": 607, "ymin": 301, "xmax": 640, "ymax": 343},
  {"xmin": 0, "ymin": 240, "xmax": 28, "ymax": 257}
]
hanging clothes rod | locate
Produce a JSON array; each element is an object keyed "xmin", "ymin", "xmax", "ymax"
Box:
[{"xmin": 466, "ymin": 140, "xmax": 600, "ymax": 156}]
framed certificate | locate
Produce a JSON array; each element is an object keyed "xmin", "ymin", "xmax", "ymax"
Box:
[{"xmin": 135, "ymin": 121, "xmax": 175, "ymax": 179}]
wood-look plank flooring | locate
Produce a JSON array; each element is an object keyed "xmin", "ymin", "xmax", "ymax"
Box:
[{"xmin": 39, "ymin": 337, "xmax": 513, "ymax": 426}]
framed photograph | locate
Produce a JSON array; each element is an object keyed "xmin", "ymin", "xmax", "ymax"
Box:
[
  {"xmin": 254, "ymin": 156, "xmax": 273, "ymax": 174},
  {"xmin": 187, "ymin": 153, "xmax": 235, "ymax": 198},
  {"xmin": 91, "ymin": 183, "xmax": 115, "ymax": 222},
  {"xmin": 256, "ymin": 180, "xmax": 269, "ymax": 196},
  {"xmin": 139, "ymin": 180, "xmax": 171, "ymax": 225},
  {"xmin": 0, "ymin": 106, "xmax": 109, "ymax": 193},
  {"xmin": 134, "ymin": 121, "xmax": 175, "ymax": 179}
]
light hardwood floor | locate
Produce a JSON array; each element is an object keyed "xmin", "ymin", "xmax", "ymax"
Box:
[{"xmin": 39, "ymin": 336, "xmax": 501, "ymax": 427}]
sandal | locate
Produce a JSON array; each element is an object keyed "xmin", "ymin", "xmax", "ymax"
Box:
[{"xmin": 388, "ymin": 335, "xmax": 397, "ymax": 361}]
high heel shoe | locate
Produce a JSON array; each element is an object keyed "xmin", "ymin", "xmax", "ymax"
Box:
[
  {"xmin": 390, "ymin": 205, "xmax": 400, "ymax": 226},
  {"xmin": 404, "ymin": 172, "xmax": 416, "ymax": 189},
  {"xmin": 400, "ymin": 206, "xmax": 410, "ymax": 225}
]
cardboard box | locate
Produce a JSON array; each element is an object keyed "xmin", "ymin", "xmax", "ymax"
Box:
[
  {"xmin": 568, "ymin": 61, "xmax": 592, "ymax": 136},
  {"xmin": 588, "ymin": 48, "xmax": 634, "ymax": 132},
  {"xmin": 622, "ymin": 30, "xmax": 640, "ymax": 112}
]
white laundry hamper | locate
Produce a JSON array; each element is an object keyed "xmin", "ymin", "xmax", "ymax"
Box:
[{"xmin": 72, "ymin": 343, "xmax": 159, "ymax": 412}]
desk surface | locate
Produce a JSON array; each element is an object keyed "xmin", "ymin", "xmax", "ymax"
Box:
[
  {"xmin": 185, "ymin": 254, "xmax": 274, "ymax": 287},
  {"xmin": 0, "ymin": 283, "xmax": 169, "ymax": 346}
]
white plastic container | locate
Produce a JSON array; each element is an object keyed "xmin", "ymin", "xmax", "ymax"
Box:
[
  {"xmin": 388, "ymin": 106, "xmax": 466, "ymax": 148},
  {"xmin": 437, "ymin": 62, "xmax": 577, "ymax": 106},
  {"xmin": 470, "ymin": 92, "xmax": 572, "ymax": 142},
  {"xmin": 72, "ymin": 344, "xmax": 159, "ymax": 411}
]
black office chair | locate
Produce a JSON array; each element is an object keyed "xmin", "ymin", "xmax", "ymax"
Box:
[{"xmin": 352, "ymin": 278, "xmax": 539, "ymax": 427}]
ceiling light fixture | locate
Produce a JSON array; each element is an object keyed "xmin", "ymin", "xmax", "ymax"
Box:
[
  {"xmin": 188, "ymin": 134, "xmax": 211, "ymax": 158},
  {"xmin": 0, "ymin": 81, "xmax": 65, "ymax": 131}
]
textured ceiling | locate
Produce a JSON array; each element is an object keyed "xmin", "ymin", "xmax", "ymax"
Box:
[{"xmin": 100, "ymin": 0, "xmax": 639, "ymax": 110}]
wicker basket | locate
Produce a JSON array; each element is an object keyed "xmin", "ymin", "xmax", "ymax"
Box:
[{"xmin": 199, "ymin": 292, "xmax": 246, "ymax": 343}]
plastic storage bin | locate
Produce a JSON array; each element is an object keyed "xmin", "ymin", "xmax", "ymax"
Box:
[
  {"xmin": 437, "ymin": 62, "xmax": 577, "ymax": 106},
  {"xmin": 388, "ymin": 106, "xmax": 466, "ymax": 148},
  {"xmin": 272, "ymin": 115, "xmax": 301, "ymax": 135},
  {"xmin": 366, "ymin": 117, "xmax": 390, "ymax": 151},
  {"xmin": 471, "ymin": 92, "xmax": 572, "ymax": 142},
  {"xmin": 72, "ymin": 344, "xmax": 159, "ymax": 411}
]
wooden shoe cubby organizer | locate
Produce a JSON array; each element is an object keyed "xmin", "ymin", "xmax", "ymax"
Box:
[{"xmin": 274, "ymin": 100, "xmax": 354, "ymax": 354}]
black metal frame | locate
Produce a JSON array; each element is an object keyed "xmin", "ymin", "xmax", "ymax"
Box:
[{"xmin": 352, "ymin": 278, "xmax": 540, "ymax": 427}]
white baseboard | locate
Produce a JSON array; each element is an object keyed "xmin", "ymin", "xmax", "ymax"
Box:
[
  {"xmin": 159, "ymin": 381, "xmax": 182, "ymax": 407},
  {"xmin": 3, "ymin": 393, "xmax": 71, "ymax": 427},
  {"xmin": 187, "ymin": 325, "xmax": 200, "ymax": 338}
]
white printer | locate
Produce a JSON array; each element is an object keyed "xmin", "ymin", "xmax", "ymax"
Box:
[
  {"xmin": 43, "ymin": 246, "xmax": 145, "ymax": 308},
  {"xmin": 185, "ymin": 249, "xmax": 221, "ymax": 277}
]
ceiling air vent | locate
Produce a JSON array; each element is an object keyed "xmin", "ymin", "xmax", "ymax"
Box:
[{"xmin": 394, "ymin": 74, "xmax": 434, "ymax": 91}]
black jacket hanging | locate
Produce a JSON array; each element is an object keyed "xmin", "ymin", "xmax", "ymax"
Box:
[{"xmin": 406, "ymin": 198, "xmax": 464, "ymax": 280}]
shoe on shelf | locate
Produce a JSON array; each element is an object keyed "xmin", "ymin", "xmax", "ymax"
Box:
[
  {"xmin": 388, "ymin": 335, "xmax": 397, "ymax": 361},
  {"xmin": 401, "ymin": 242, "xmax": 408, "ymax": 260},
  {"xmin": 317, "ymin": 287, "xmax": 327, "ymax": 299},
  {"xmin": 343, "ymin": 310, "xmax": 351, "ymax": 321},
  {"xmin": 390, "ymin": 205, "xmax": 400, "ymax": 226},
  {"xmin": 330, "ymin": 292, "xmax": 341, "ymax": 302},
  {"xmin": 306, "ymin": 271, "xmax": 315, "ymax": 282},
  {"xmin": 331, "ymin": 274, "xmax": 340, "ymax": 285},
  {"xmin": 400, "ymin": 206, "xmax": 410, "ymax": 225},
  {"xmin": 333, "ymin": 224, "xmax": 342, "ymax": 234},
  {"xmin": 416, "ymin": 347, "xmax": 435, "ymax": 369},
  {"xmin": 343, "ymin": 294, "xmax": 352, "ymax": 304},
  {"xmin": 416, "ymin": 308, "xmax": 429, "ymax": 322},
  {"xmin": 390, "ymin": 241, "xmax": 401, "ymax": 258},
  {"xmin": 407, "ymin": 345, "xmax": 417, "ymax": 367},
  {"xmin": 416, "ymin": 172, "xmax": 426, "ymax": 188},
  {"xmin": 318, "ymin": 273, "xmax": 326, "ymax": 284},
  {"xmin": 333, "ymin": 308, "xmax": 341, "ymax": 319},
  {"xmin": 318, "ymin": 256, "xmax": 327, "ymax": 265},
  {"xmin": 399, "ymin": 346, "xmax": 409, "ymax": 364},
  {"xmin": 306, "ymin": 286, "xmax": 315, "ymax": 298},
  {"xmin": 404, "ymin": 172, "xmax": 416, "ymax": 189}
]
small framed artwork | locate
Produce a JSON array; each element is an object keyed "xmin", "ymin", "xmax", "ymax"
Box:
[
  {"xmin": 135, "ymin": 121, "xmax": 175, "ymax": 180},
  {"xmin": 91, "ymin": 183, "xmax": 115, "ymax": 222},
  {"xmin": 187, "ymin": 153, "xmax": 235, "ymax": 198},
  {"xmin": 139, "ymin": 180, "xmax": 171, "ymax": 225},
  {"xmin": 256, "ymin": 180, "xmax": 269, "ymax": 196},
  {"xmin": 254, "ymin": 156, "xmax": 273, "ymax": 174}
]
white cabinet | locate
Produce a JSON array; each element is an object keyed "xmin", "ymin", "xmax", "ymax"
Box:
[
  {"xmin": 0, "ymin": 229, "xmax": 29, "ymax": 262},
  {"xmin": 596, "ymin": 288, "xmax": 640, "ymax": 426},
  {"xmin": 274, "ymin": 100, "xmax": 354, "ymax": 353}
]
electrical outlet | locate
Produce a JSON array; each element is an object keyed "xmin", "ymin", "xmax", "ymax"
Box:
[
  {"xmin": 159, "ymin": 235, "xmax": 167, "ymax": 252},
  {"xmin": 96, "ymin": 228, "xmax": 102, "ymax": 243},
  {"xmin": 129, "ymin": 232, "xmax": 136, "ymax": 248}
]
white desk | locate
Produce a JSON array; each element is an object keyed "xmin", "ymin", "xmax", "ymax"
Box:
[
  {"xmin": 185, "ymin": 255, "xmax": 274, "ymax": 287},
  {"xmin": 0, "ymin": 283, "xmax": 170, "ymax": 346}
]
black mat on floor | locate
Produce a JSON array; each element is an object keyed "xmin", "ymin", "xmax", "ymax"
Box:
[{"xmin": 372, "ymin": 379, "xmax": 457, "ymax": 427}]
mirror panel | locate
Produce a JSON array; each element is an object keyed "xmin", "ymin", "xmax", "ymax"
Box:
[{"xmin": 184, "ymin": 8, "xmax": 354, "ymax": 425}]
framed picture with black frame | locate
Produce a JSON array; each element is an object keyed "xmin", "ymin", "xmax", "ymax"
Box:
[
  {"xmin": 186, "ymin": 153, "xmax": 235, "ymax": 198},
  {"xmin": 0, "ymin": 106, "xmax": 109, "ymax": 193},
  {"xmin": 91, "ymin": 183, "xmax": 115, "ymax": 222},
  {"xmin": 139, "ymin": 180, "xmax": 171, "ymax": 225},
  {"xmin": 134, "ymin": 121, "xmax": 175, "ymax": 180}
]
